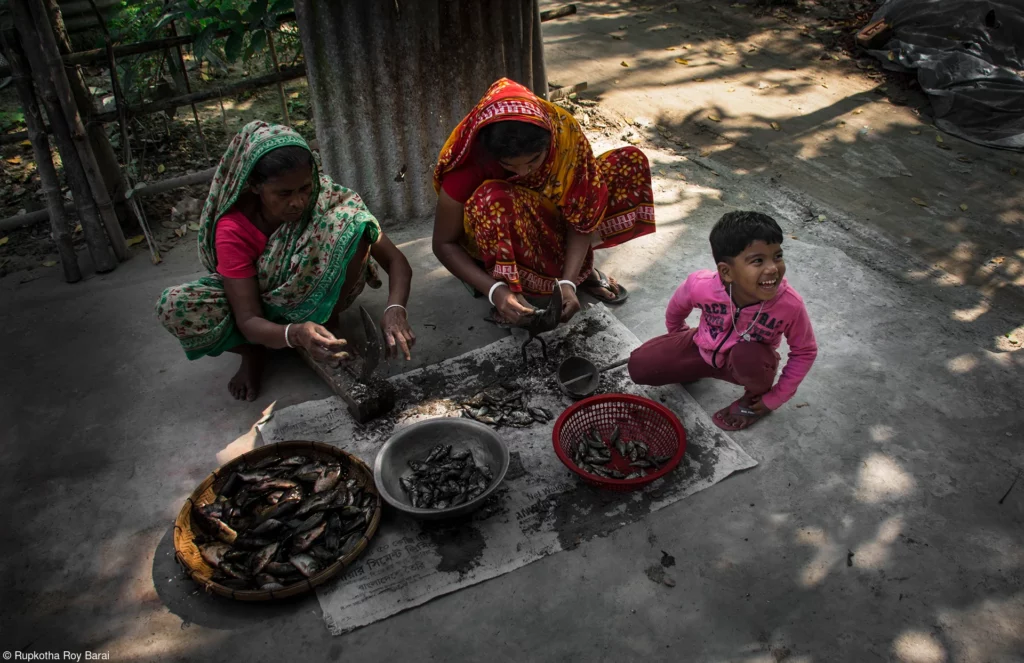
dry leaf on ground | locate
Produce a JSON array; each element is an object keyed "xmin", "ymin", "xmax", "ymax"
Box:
[
  {"xmin": 42, "ymin": 260, "xmax": 57, "ymax": 267},
  {"xmin": 0, "ymin": 236, "xmax": 8, "ymax": 247},
  {"xmin": 188, "ymin": 222, "xmax": 201, "ymax": 231},
  {"xmin": 818, "ymin": 215, "xmax": 827, "ymax": 222},
  {"xmin": 6, "ymin": 156, "xmax": 22, "ymax": 165},
  {"xmin": 911, "ymin": 197, "xmax": 928, "ymax": 207},
  {"xmin": 157, "ymin": 164, "xmax": 166, "ymax": 174},
  {"xmin": 675, "ymin": 58, "xmax": 689, "ymax": 65},
  {"xmin": 611, "ymin": 34, "xmax": 624, "ymax": 40},
  {"xmin": 620, "ymin": 61, "xmax": 630, "ymax": 67},
  {"xmin": 708, "ymin": 114, "xmax": 721, "ymax": 122},
  {"xmin": 771, "ymin": 122, "xmax": 781, "ymax": 131},
  {"xmin": 960, "ymin": 204, "xmax": 968, "ymax": 211},
  {"xmin": 74, "ymin": 224, "xmax": 82, "ymax": 233},
  {"xmin": 699, "ymin": 149, "xmax": 713, "ymax": 157},
  {"xmin": 126, "ymin": 235, "xmax": 145, "ymax": 247},
  {"xmin": 910, "ymin": 130, "xmax": 921, "ymax": 135},
  {"xmin": 694, "ymin": 77, "xmax": 705, "ymax": 82}
]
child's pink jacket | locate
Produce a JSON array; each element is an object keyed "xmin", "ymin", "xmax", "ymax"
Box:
[{"xmin": 665, "ymin": 270, "xmax": 817, "ymax": 410}]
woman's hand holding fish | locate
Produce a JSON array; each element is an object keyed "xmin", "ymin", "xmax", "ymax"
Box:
[{"xmin": 293, "ymin": 322, "xmax": 349, "ymax": 365}]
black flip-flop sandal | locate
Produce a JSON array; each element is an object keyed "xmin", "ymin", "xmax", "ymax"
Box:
[{"xmin": 581, "ymin": 268, "xmax": 629, "ymax": 305}]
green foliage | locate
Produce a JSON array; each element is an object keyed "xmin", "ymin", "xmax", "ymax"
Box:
[
  {"xmin": 155, "ymin": 0, "xmax": 295, "ymax": 64},
  {"xmin": 103, "ymin": 0, "xmax": 298, "ymax": 107},
  {"xmin": 0, "ymin": 111, "xmax": 25, "ymax": 132}
]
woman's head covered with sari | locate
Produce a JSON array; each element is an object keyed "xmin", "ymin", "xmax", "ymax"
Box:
[
  {"xmin": 195, "ymin": 121, "xmax": 322, "ymax": 273},
  {"xmin": 433, "ymin": 78, "xmax": 609, "ymax": 235}
]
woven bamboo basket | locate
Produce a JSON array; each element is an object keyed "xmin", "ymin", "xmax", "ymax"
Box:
[{"xmin": 173, "ymin": 440, "xmax": 381, "ymax": 601}]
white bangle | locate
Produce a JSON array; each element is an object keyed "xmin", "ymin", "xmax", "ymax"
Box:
[
  {"xmin": 284, "ymin": 323, "xmax": 294, "ymax": 348},
  {"xmin": 383, "ymin": 304, "xmax": 406, "ymax": 316},
  {"xmin": 488, "ymin": 281, "xmax": 506, "ymax": 306},
  {"xmin": 557, "ymin": 279, "xmax": 577, "ymax": 292}
]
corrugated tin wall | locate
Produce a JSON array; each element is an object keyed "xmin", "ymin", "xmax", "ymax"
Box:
[{"xmin": 294, "ymin": 0, "xmax": 548, "ymax": 223}]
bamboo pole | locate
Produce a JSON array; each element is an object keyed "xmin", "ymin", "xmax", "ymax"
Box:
[
  {"xmin": 90, "ymin": 64, "xmax": 307, "ymax": 124},
  {"xmin": 85, "ymin": 0, "xmax": 129, "ymax": 163},
  {"xmin": 44, "ymin": 0, "xmax": 136, "ymax": 229},
  {"xmin": 170, "ymin": 20, "xmax": 210, "ymax": 163},
  {"xmin": 2, "ymin": 29, "xmax": 81, "ymax": 282},
  {"xmin": 266, "ymin": 31, "xmax": 290, "ymax": 126},
  {"xmin": 10, "ymin": 0, "xmax": 115, "ymax": 272},
  {"xmin": 27, "ymin": 0, "xmax": 128, "ymax": 262}
]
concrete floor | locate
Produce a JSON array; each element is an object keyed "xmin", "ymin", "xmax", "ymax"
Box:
[{"xmin": 2, "ymin": 1, "xmax": 1022, "ymax": 661}]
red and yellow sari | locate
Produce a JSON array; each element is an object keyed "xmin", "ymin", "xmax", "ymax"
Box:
[{"xmin": 433, "ymin": 78, "xmax": 655, "ymax": 296}]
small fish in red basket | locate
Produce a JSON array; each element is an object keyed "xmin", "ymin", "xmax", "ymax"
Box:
[{"xmin": 553, "ymin": 394, "xmax": 687, "ymax": 491}]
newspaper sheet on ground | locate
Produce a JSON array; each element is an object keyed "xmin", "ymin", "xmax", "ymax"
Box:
[{"xmin": 260, "ymin": 306, "xmax": 757, "ymax": 634}]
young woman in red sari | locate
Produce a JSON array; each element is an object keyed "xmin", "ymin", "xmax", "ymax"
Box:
[{"xmin": 432, "ymin": 78, "xmax": 656, "ymax": 326}]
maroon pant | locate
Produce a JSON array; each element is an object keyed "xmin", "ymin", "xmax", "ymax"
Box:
[{"xmin": 628, "ymin": 329, "xmax": 779, "ymax": 396}]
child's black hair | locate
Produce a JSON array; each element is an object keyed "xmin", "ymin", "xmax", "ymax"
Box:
[
  {"xmin": 709, "ymin": 211, "xmax": 784, "ymax": 263},
  {"xmin": 479, "ymin": 120, "xmax": 551, "ymax": 160},
  {"xmin": 250, "ymin": 145, "xmax": 313, "ymax": 186}
]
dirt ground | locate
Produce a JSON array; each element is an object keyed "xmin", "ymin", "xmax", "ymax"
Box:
[{"xmin": 1, "ymin": 1, "xmax": 1022, "ymax": 662}]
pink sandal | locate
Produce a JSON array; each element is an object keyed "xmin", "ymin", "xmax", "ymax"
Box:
[{"xmin": 713, "ymin": 398, "xmax": 766, "ymax": 431}]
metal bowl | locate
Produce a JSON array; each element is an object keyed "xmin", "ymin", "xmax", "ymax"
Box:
[{"xmin": 373, "ymin": 418, "xmax": 510, "ymax": 520}]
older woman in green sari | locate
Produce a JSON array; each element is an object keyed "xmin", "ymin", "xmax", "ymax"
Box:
[{"xmin": 156, "ymin": 121, "xmax": 415, "ymax": 401}]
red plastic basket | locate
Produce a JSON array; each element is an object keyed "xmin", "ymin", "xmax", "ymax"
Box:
[{"xmin": 552, "ymin": 393, "xmax": 687, "ymax": 491}]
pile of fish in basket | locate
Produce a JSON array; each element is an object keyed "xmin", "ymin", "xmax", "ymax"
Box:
[
  {"xmin": 175, "ymin": 441, "xmax": 380, "ymax": 600},
  {"xmin": 569, "ymin": 425, "xmax": 674, "ymax": 480}
]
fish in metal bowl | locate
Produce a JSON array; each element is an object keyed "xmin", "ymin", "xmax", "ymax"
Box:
[{"xmin": 373, "ymin": 418, "xmax": 509, "ymax": 520}]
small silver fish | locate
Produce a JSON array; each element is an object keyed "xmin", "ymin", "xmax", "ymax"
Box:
[
  {"xmin": 289, "ymin": 553, "xmax": 321, "ymax": 578},
  {"xmin": 624, "ymin": 471, "xmax": 642, "ymax": 480},
  {"xmin": 314, "ymin": 465, "xmax": 342, "ymax": 493},
  {"xmin": 615, "ymin": 439, "xmax": 627, "ymax": 457},
  {"xmin": 255, "ymin": 573, "xmax": 285, "ymax": 590},
  {"xmin": 629, "ymin": 459, "xmax": 653, "ymax": 468},
  {"xmin": 634, "ymin": 441, "xmax": 649, "ymax": 458},
  {"xmin": 199, "ymin": 543, "xmax": 231, "ymax": 569},
  {"xmin": 250, "ymin": 542, "xmax": 280, "ymax": 575},
  {"xmin": 291, "ymin": 522, "xmax": 327, "ymax": 553},
  {"xmin": 277, "ymin": 455, "xmax": 310, "ymax": 468},
  {"xmin": 263, "ymin": 561, "xmax": 296, "ymax": 577},
  {"xmin": 610, "ymin": 426, "xmax": 621, "ymax": 445}
]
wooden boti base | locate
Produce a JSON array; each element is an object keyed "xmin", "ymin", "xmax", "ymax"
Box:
[{"xmin": 297, "ymin": 348, "xmax": 395, "ymax": 424}]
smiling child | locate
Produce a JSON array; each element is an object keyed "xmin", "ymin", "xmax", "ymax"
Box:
[{"xmin": 628, "ymin": 211, "xmax": 818, "ymax": 430}]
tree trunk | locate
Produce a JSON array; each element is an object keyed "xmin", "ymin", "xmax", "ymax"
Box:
[
  {"xmin": 1, "ymin": 29, "xmax": 81, "ymax": 282},
  {"xmin": 11, "ymin": 0, "xmax": 116, "ymax": 272},
  {"xmin": 27, "ymin": 0, "xmax": 128, "ymax": 262},
  {"xmin": 42, "ymin": 0, "xmax": 137, "ymax": 228}
]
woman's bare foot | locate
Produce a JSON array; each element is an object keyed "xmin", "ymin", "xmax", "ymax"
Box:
[{"xmin": 228, "ymin": 346, "xmax": 266, "ymax": 401}]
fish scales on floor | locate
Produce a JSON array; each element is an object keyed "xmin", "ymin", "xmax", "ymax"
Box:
[
  {"xmin": 400, "ymin": 444, "xmax": 495, "ymax": 510},
  {"xmin": 569, "ymin": 425, "xmax": 673, "ymax": 480},
  {"xmin": 458, "ymin": 384, "xmax": 553, "ymax": 428},
  {"xmin": 191, "ymin": 454, "xmax": 376, "ymax": 591}
]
